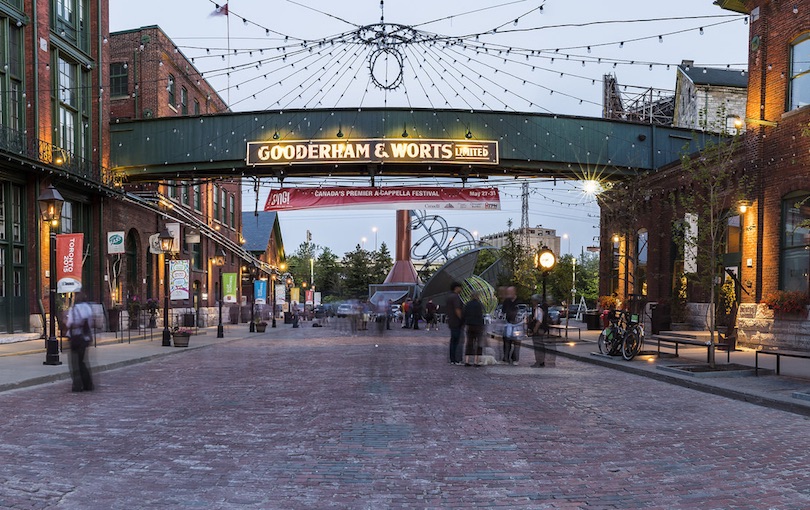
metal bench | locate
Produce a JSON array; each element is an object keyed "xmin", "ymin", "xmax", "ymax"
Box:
[
  {"xmin": 755, "ymin": 349, "xmax": 810, "ymax": 375},
  {"xmin": 653, "ymin": 333, "xmax": 731, "ymax": 363},
  {"xmin": 547, "ymin": 324, "xmax": 581, "ymax": 340}
]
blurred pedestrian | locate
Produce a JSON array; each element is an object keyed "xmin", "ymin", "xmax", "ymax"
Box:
[
  {"xmin": 446, "ymin": 282, "xmax": 464, "ymax": 365},
  {"xmin": 66, "ymin": 294, "xmax": 94, "ymax": 392},
  {"xmin": 501, "ymin": 285, "xmax": 521, "ymax": 365},
  {"xmin": 424, "ymin": 299, "xmax": 438, "ymax": 331},
  {"xmin": 463, "ymin": 291, "xmax": 485, "ymax": 367},
  {"xmin": 411, "ymin": 298, "xmax": 423, "ymax": 330},
  {"xmin": 386, "ymin": 299, "xmax": 394, "ymax": 330},
  {"xmin": 528, "ymin": 294, "xmax": 547, "ymax": 368},
  {"xmin": 402, "ymin": 298, "xmax": 412, "ymax": 328}
]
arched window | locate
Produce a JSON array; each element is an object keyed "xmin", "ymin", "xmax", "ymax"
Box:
[
  {"xmin": 635, "ymin": 229, "xmax": 648, "ymax": 296},
  {"xmin": 790, "ymin": 34, "xmax": 810, "ymax": 110},
  {"xmin": 781, "ymin": 191, "xmax": 810, "ymax": 292}
]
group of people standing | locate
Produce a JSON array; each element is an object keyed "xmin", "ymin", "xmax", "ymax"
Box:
[
  {"xmin": 445, "ymin": 282, "xmax": 553, "ymax": 368},
  {"xmin": 400, "ymin": 297, "xmax": 439, "ymax": 330}
]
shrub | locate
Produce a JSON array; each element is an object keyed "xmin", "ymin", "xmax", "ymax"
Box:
[{"xmin": 764, "ymin": 290, "xmax": 810, "ymax": 315}]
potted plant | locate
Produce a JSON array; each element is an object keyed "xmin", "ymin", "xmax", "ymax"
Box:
[
  {"xmin": 171, "ymin": 327, "xmax": 193, "ymax": 347},
  {"xmin": 598, "ymin": 295, "xmax": 620, "ymax": 311},
  {"xmin": 764, "ymin": 290, "xmax": 810, "ymax": 319},
  {"xmin": 145, "ymin": 298, "xmax": 159, "ymax": 328},
  {"xmin": 126, "ymin": 295, "xmax": 141, "ymax": 329},
  {"xmin": 255, "ymin": 319, "xmax": 268, "ymax": 333}
]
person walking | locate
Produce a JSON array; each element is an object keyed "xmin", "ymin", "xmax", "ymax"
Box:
[
  {"xmin": 446, "ymin": 282, "xmax": 465, "ymax": 365},
  {"xmin": 411, "ymin": 298, "xmax": 423, "ymax": 330},
  {"xmin": 501, "ymin": 286, "xmax": 521, "ymax": 365},
  {"xmin": 66, "ymin": 294, "xmax": 94, "ymax": 392},
  {"xmin": 402, "ymin": 298, "xmax": 412, "ymax": 329},
  {"xmin": 424, "ymin": 299, "xmax": 438, "ymax": 331},
  {"xmin": 463, "ymin": 291, "xmax": 485, "ymax": 367},
  {"xmin": 528, "ymin": 295, "xmax": 546, "ymax": 367}
]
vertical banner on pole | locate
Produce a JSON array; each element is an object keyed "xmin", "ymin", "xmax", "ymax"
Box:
[
  {"xmin": 254, "ymin": 280, "xmax": 267, "ymax": 305},
  {"xmin": 169, "ymin": 260, "xmax": 190, "ymax": 300},
  {"xmin": 223, "ymin": 273, "xmax": 238, "ymax": 303},
  {"xmin": 290, "ymin": 288, "xmax": 300, "ymax": 304},
  {"xmin": 56, "ymin": 233, "xmax": 83, "ymax": 293},
  {"xmin": 275, "ymin": 284, "xmax": 286, "ymax": 306},
  {"xmin": 305, "ymin": 290, "xmax": 314, "ymax": 305}
]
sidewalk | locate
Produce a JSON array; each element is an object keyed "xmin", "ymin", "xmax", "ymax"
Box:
[
  {"xmin": 0, "ymin": 323, "xmax": 259, "ymax": 393},
  {"xmin": 3, "ymin": 320, "xmax": 810, "ymax": 416}
]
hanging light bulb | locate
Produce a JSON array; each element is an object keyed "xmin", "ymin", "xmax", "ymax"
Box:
[{"xmin": 699, "ymin": 27, "xmax": 704, "ymax": 35}]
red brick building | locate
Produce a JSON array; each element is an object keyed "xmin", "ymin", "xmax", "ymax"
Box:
[{"xmin": 601, "ymin": 0, "xmax": 810, "ymax": 350}]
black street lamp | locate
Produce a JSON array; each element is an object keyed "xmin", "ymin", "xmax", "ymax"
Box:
[
  {"xmin": 213, "ymin": 250, "xmax": 225, "ymax": 338},
  {"xmin": 158, "ymin": 227, "xmax": 174, "ymax": 346},
  {"xmin": 535, "ymin": 246, "xmax": 557, "ymax": 306},
  {"xmin": 38, "ymin": 184, "xmax": 64, "ymax": 366}
]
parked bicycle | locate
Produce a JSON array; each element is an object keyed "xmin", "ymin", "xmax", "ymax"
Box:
[
  {"xmin": 597, "ymin": 310, "xmax": 626, "ymax": 356},
  {"xmin": 620, "ymin": 311, "xmax": 645, "ymax": 361},
  {"xmin": 597, "ymin": 309, "xmax": 645, "ymax": 360}
]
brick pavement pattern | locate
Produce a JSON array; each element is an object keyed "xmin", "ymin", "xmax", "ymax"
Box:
[{"xmin": 2, "ymin": 324, "xmax": 810, "ymax": 509}]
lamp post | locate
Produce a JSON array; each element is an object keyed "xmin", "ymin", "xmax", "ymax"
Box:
[
  {"xmin": 213, "ymin": 250, "xmax": 225, "ymax": 338},
  {"xmin": 535, "ymin": 246, "xmax": 557, "ymax": 306},
  {"xmin": 271, "ymin": 272, "xmax": 277, "ymax": 328},
  {"xmin": 372, "ymin": 227, "xmax": 378, "ymax": 251},
  {"xmin": 158, "ymin": 227, "xmax": 174, "ymax": 346},
  {"xmin": 38, "ymin": 184, "xmax": 64, "ymax": 366}
]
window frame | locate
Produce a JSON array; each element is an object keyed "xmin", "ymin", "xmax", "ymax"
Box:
[
  {"xmin": 789, "ymin": 33, "xmax": 810, "ymax": 110},
  {"xmin": 780, "ymin": 191, "xmax": 810, "ymax": 293},
  {"xmin": 167, "ymin": 73, "xmax": 175, "ymax": 108},
  {"xmin": 109, "ymin": 62, "xmax": 128, "ymax": 98}
]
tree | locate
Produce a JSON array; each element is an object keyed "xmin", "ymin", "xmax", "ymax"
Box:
[
  {"xmin": 673, "ymin": 118, "xmax": 748, "ymax": 367},
  {"xmin": 314, "ymin": 247, "xmax": 342, "ymax": 299},
  {"xmin": 342, "ymin": 245, "xmax": 374, "ymax": 299},
  {"xmin": 369, "ymin": 242, "xmax": 393, "ymax": 284}
]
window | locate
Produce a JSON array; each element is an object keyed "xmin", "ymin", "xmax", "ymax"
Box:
[
  {"xmin": 180, "ymin": 87, "xmax": 188, "ymax": 114},
  {"xmin": 167, "ymin": 74, "xmax": 175, "ymax": 107},
  {"xmin": 110, "ymin": 63, "xmax": 128, "ymax": 97},
  {"xmin": 781, "ymin": 191, "xmax": 810, "ymax": 293},
  {"xmin": 221, "ymin": 189, "xmax": 227, "ymax": 226},
  {"xmin": 54, "ymin": 0, "xmax": 89, "ymax": 51},
  {"xmin": 193, "ymin": 183, "xmax": 201, "ymax": 211},
  {"xmin": 0, "ymin": 22, "xmax": 24, "ymax": 134},
  {"xmin": 181, "ymin": 182, "xmax": 189, "ymax": 205},
  {"xmin": 790, "ymin": 34, "xmax": 810, "ymax": 110},
  {"xmin": 212, "ymin": 184, "xmax": 219, "ymax": 221},
  {"xmin": 194, "ymin": 99, "xmax": 200, "ymax": 116},
  {"xmin": 635, "ymin": 229, "xmax": 648, "ymax": 296},
  {"xmin": 726, "ymin": 215, "xmax": 742, "ymax": 254},
  {"xmin": 55, "ymin": 54, "xmax": 91, "ymax": 160},
  {"xmin": 60, "ymin": 201, "xmax": 73, "ymax": 233},
  {"xmin": 229, "ymin": 195, "xmax": 235, "ymax": 228}
]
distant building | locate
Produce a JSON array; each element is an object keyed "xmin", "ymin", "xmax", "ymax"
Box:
[
  {"xmin": 480, "ymin": 226, "xmax": 561, "ymax": 256},
  {"xmin": 673, "ymin": 61, "xmax": 748, "ymax": 134}
]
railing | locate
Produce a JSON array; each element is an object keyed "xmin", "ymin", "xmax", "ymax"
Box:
[{"xmin": 0, "ymin": 124, "xmax": 119, "ymax": 188}]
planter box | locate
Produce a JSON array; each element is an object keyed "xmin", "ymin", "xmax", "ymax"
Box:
[
  {"xmin": 256, "ymin": 324, "xmax": 267, "ymax": 333},
  {"xmin": 172, "ymin": 333, "xmax": 190, "ymax": 347}
]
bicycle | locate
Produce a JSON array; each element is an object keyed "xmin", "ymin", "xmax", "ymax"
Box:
[
  {"xmin": 620, "ymin": 311, "xmax": 645, "ymax": 361},
  {"xmin": 597, "ymin": 310, "xmax": 626, "ymax": 356}
]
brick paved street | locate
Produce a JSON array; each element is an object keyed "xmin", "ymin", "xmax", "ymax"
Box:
[{"xmin": 2, "ymin": 323, "xmax": 810, "ymax": 509}]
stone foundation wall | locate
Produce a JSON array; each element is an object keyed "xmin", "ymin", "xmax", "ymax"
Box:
[{"xmin": 736, "ymin": 304, "xmax": 810, "ymax": 350}]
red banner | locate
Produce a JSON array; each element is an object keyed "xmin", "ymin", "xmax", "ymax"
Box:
[
  {"xmin": 56, "ymin": 233, "xmax": 83, "ymax": 294},
  {"xmin": 264, "ymin": 187, "xmax": 500, "ymax": 212}
]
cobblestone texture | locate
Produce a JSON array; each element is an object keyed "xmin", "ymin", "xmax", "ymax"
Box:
[{"xmin": 1, "ymin": 326, "xmax": 809, "ymax": 509}]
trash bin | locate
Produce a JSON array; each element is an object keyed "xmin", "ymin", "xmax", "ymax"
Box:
[
  {"xmin": 584, "ymin": 311, "xmax": 601, "ymax": 330},
  {"xmin": 650, "ymin": 302, "xmax": 670, "ymax": 335},
  {"xmin": 182, "ymin": 312, "xmax": 195, "ymax": 327}
]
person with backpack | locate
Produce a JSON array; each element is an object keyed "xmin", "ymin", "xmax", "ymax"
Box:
[{"xmin": 66, "ymin": 295, "xmax": 94, "ymax": 392}]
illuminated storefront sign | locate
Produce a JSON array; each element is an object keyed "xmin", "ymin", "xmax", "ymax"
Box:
[{"xmin": 246, "ymin": 138, "xmax": 499, "ymax": 166}]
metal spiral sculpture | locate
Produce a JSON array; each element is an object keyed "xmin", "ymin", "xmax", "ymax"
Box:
[{"xmin": 410, "ymin": 210, "xmax": 479, "ymax": 278}]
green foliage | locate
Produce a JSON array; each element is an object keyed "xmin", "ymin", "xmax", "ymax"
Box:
[{"xmin": 341, "ymin": 244, "xmax": 374, "ymax": 299}]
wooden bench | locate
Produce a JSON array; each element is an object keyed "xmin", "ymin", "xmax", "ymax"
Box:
[
  {"xmin": 755, "ymin": 349, "xmax": 810, "ymax": 375},
  {"xmin": 547, "ymin": 324, "xmax": 581, "ymax": 340},
  {"xmin": 653, "ymin": 333, "xmax": 731, "ymax": 363}
]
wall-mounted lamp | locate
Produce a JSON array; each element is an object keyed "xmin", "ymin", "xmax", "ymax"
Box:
[{"xmin": 739, "ymin": 200, "xmax": 752, "ymax": 214}]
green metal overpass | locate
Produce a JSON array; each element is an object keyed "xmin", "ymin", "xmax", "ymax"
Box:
[{"xmin": 110, "ymin": 108, "xmax": 716, "ymax": 183}]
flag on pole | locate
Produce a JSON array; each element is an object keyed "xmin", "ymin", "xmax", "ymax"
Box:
[{"xmin": 210, "ymin": 3, "xmax": 228, "ymax": 16}]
